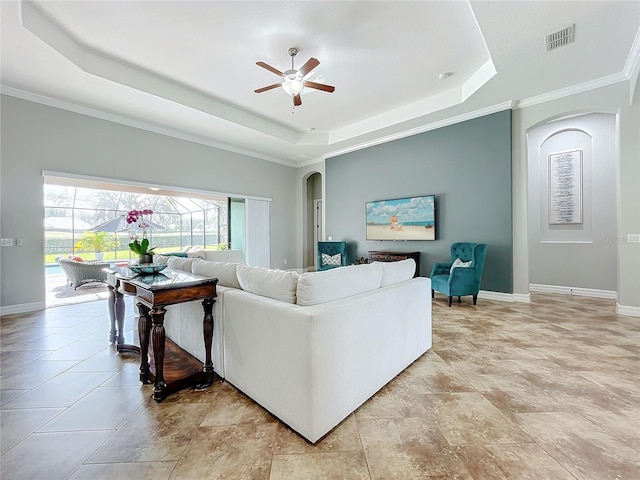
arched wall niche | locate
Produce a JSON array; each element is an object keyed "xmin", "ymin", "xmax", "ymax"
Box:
[{"xmin": 526, "ymin": 112, "xmax": 618, "ymax": 292}]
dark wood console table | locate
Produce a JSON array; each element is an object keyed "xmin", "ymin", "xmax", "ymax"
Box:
[
  {"xmin": 104, "ymin": 267, "xmax": 218, "ymax": 401},
  {"xmin": 368, "ymin": 250, "xmax": 421, "ymax": 277}
]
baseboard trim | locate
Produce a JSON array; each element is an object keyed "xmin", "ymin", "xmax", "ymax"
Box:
[
  {"xmin": 616, "ymin": 304, "xmax": 640, "ymax": 317},
  {"xmin": 0, "ymin": 301, "xmax": 46, "ymax": 316},
  {"xmin": 529, "ymin": 284, "xmax": 617, "ymax": 300},
  {"xmin": 479, "ymin": 290, "xmax": 530, "ymax": 303}
]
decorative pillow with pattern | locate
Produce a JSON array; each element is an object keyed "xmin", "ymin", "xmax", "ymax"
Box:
[
  {"xmin": 321, "ymin": 253, "xmax": 342, "ymax": 266},
  {"xmin": 451, "ymin": 258, "xmax": 472, "ymax": 269}
]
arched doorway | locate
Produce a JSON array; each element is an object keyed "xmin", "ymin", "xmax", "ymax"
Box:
[{"xmin": 303, "ymin": 171, "xmax": 323, "ymax": 271}]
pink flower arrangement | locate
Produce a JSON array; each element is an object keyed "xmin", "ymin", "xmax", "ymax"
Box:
[
  {"xmin": 126, "ymin": 209, "xmax": 153, "ymax": 228},
  {"xmin": 126, "ymin": 209, "xmax": 156, "ymax": 256}
]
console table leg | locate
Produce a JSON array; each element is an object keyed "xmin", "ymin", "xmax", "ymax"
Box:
[
  {"xmin": 151, "ymin": 306, "xmax": 167, "ymax": 401},
  {"xmin": 200, "ymin": 298, "xmax": 215, "ymax": 387},
  {"xmin": 114, "ymin": 285, "xmax": 125, "ymax": 346},
  {"xmin": 137, "ymin": 303, "xmax": 151, "ymax": 384},
  {"xmin": 107, "ymin": 284, "xmax": 117, "ymax": 343}
]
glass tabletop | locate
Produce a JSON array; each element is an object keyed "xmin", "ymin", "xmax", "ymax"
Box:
[{"xmin": 107, "ymin": 266, "xmax": 217, "ymax": 290}]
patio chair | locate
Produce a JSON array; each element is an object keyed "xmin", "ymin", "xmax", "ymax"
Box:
[{"xmin": 56, "ymin": 256, "xmax": 111, "ymax": 290}]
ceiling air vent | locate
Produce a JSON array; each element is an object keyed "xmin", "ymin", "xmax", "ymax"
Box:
[{"xmin": 545, "ymin": 24, "xmax": 575, "ymax": 52}]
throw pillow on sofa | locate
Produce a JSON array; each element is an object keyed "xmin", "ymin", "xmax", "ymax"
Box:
[
  {"xmin": 167, "ymin": 256, "xmax": 195, "ymax": 272},
  {"xmin": 321, "ymin": 252, "xmax": 342, "ymax": 267},
  {"xmin": 236, "ymin": 265, "xmax": 299, "ymax": 304},
  {"xmin": 296, "ymin": 262, "xmax": 383, "ymax": 307},
  {"xmin": 191, "ymin": 258, "xmax": 241, "ymax": 289},
  {"xmin": 378, "ymin": 258, "xmax": 416, "ymax": 287}
]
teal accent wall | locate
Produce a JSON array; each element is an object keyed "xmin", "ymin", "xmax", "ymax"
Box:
[{"xmin": 325, "ymin": 110, "xmax": 513, "ymax": 293}]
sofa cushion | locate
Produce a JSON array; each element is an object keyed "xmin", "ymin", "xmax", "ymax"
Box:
[
  {"xmin": 167, "ymin": 256, "xmax": 194, "ymax": 272},
  {"xmin": 191, "ymin": 258, "xmax": 241, "ymax": 289},
  {"xmin": 296, "ymin": 263, "xmax": 383, "ymax": 306},
  {"xmin": 237, "ymin": 265, "xmax": 299, "ymax": 304},
  {"xmin": 186, "ymin": 250, "xmax": 207, "ymax": 260},
  {"xmin": 378, "ymin": 259, "xmax": 416, "ymax": 287}
]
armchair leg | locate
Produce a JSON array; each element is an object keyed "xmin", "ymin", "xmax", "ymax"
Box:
[
  {"xmin": 431, "ymin": 289, "xmax": 434, "ymax": 298},
  {"xmin": 448, "ymin": 296, "xmax": 452, "ymax": 307},
  {"xmin": 473, "ymin": 294, "xmax": 478, "ymax": 305},
  {"xmin": 458, "ymin": 296, "xmax": 461, "ymax": 303}
]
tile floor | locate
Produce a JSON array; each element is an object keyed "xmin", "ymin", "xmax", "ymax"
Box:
[{"xmin": 1, "ymin": 293, "xmax": 639, "ymax": 479}]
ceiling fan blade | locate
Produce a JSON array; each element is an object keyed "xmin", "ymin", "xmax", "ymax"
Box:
[
  {"xmin": 256, "ymin": 61, "xmax": 284, "ymax": 77},
  {"xmin": 298, "ymin": 57, "xmax": 320, "ymax": 77},
  {"xmin": 254, "ymin": 83, "xmax": 282, "ymax": 93},
  {"xmin": 293, "ymin": 94, "xmax": 302, "ymax": 107},
  {"xmin": 304, "ymin": 81, "xmax": 335, "ymax": 93}
]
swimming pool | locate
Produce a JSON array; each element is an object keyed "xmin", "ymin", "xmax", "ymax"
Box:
[{"xmin": 46, "ymin": 265, "xmax": 64, "ymax": 275}]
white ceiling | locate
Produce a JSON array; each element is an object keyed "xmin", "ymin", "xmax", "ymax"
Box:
[{"xmin": 2, "ymin": 1, "xmax": 639, "ymax": 166}]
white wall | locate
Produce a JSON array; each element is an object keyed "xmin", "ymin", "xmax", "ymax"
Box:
[
  {"xmin": 0, "ymin": 95, "xmax": 297, "ymax": 313},
  {"xmin": 527, "ymin": 113, "xmax": 617, "ymax": 291},
  {"xmin": 513, "ymin": 81, "xmax": 640, "ymax": 312}
]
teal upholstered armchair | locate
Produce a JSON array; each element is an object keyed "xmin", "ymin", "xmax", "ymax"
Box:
[
  {"xmin": 317, "ymin": 241, "xmax": 348, "ymax": 271},
  {"xmin": 430, "ymin": 242, "xmax": 487, "ymax": 307}
]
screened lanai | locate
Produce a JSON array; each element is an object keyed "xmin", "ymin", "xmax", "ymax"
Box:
[{"xmin": 44, "ymin": 177, "xmax": 229, "ymax": 265}]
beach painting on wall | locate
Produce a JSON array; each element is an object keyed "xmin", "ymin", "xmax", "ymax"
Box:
[{"xmin": 366, "ymin": 195, "xmax": 436, "ymax": 241}]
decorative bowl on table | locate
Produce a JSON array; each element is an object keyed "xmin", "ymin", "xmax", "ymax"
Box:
[{"xmin": 129, "ymin": 263, "xmax": 168, "ymax": 275}]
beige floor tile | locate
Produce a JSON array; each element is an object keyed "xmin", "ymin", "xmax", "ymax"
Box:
[
  {"xmin": 0, "ymin": 359, "xmax": 79, "ymax": 390},
  {"xmin": 515, "ymin": 412, "xmax": 640, "ymax": 479},
  {"xmin": 68, "ymin": 461, "xmax": 177, "ymax": 480},
  {"xmin": 199, "ymin": 384, "xmax": 278, "ymax": 427},
  {"xmin": 88, "ymin": 402, "xmax": 209, "ymax": 462},
  {"xmin": 358, "ymin": 417, "xmax": 471, "ymax": 479},
  {"xmin": 2, "ymin": 293, "xmax": 638, "ymax": 479},
  {"xmin": 270, "ymin": 452, "xmax": 370, "ymax": 480},
  {"xmin": 274, "ymin": 414, "xmax": 362, "ymax": 454},
  {"xmin": 454, "ymin": 443, "xmax": 575, "ymax": 480},
  {"xmin": 0, "ymin": 407, "xmax": 66, "ymax": 454},
  {"xmin": 419, "ymin": 392, "xmax": 531, "ymax": 446},
  {"xmin": 2, "ymin": 371, "xmax": 115, "ymax": 408},
  {"xmin": 355, "ymin": 377, "xmax": 427, "ymax": 419},
  {"xmin": 0, "ymin": 430, "xmax": 113, "ymax": 480},
  {"xmin": 38, "ymin": 385, "xmax": 150, "ymax": 431},
  {"xmin": 169, "ymin": 423, "xmax": 276, "ymax": 480}
]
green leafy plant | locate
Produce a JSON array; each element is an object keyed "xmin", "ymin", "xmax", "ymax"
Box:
[
  {"xmin": 128, "ymin": 238, "xmax": 157, "ymax": 256},
  {"xmin": 75, "ymin": 231, "xmax": 117, "ymax": 253}
]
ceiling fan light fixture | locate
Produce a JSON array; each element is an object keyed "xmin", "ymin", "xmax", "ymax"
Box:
[{"xmin": 282, "ymin": 78, "xmax": 304, "ymax": 96}]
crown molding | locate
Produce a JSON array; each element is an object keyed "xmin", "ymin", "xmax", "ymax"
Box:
[{"xmin": 515, "ymin": 72, "xmax": 628, "ymax": 109}]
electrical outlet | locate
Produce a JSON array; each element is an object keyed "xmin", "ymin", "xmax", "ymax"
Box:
[
  {"xmin": 1, "ymin": 238, "xmax": 13, "ymax": 247},
  {"xmin": 627, "ymin": 234, "xmax": 640, "ymax": 243}
]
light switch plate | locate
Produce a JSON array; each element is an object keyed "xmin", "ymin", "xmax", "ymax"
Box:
[{"xmin": 1, "ymin": 238, "xmax": 14, "ymax": 247}]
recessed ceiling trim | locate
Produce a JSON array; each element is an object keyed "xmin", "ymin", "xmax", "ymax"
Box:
[{"xmin": 21, "ymin": 0, "xmax": 302, "ymax": 144}]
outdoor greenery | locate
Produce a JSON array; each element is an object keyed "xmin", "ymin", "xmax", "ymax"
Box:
[
  {"xmin": 74, "ymin": 231, "xmax": 118, "ymax": 253},
  {"xmin": 44, "ymin": 183, "xmax": 229, "ymax": 265}
]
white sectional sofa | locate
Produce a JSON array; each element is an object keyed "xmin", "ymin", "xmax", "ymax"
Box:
[{"xmin": 159, "ymin": 250, "xmax": 432, "ymax": 443}]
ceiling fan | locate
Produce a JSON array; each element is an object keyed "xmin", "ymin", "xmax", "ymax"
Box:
[{"xmin": 254, "ymin": 47, "xmax": 335, "ymax": 107}]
